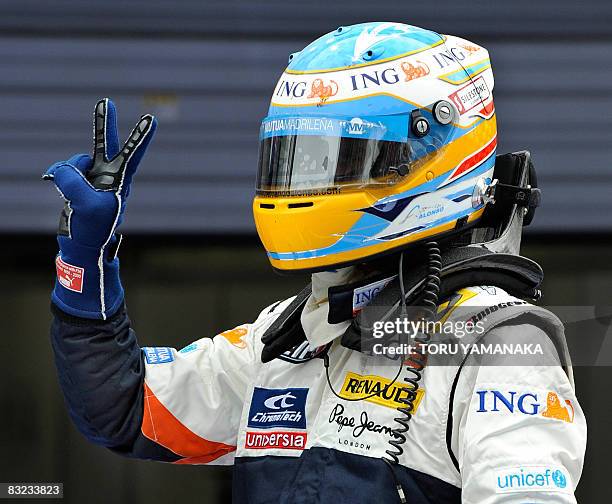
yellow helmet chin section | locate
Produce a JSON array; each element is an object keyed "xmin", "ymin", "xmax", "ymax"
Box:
[
  {"xmin": 253, "ymin": 118, "xmax": 496, "ymax": 272},
  {"xmin": 261, "ymin": 208, "xmax": 484, "ymax": 272},
  {"xmin": 254, "ymin": 191, "xmax": 367, "ymax": 254}
]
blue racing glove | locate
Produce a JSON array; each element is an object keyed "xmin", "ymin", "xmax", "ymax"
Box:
[{"xmin": 43, "ymin": 98, "xmax": 157, "ymax": 319}]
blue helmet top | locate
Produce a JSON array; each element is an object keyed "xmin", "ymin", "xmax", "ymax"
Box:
[{"xmin": 286, "ymin": 22, "xmax": 443, "ymax": 74}]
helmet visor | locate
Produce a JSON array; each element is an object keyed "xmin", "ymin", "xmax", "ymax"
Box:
[{"xmin": 256, "ymin": 116, "xmax": 416, "ymax": 196}]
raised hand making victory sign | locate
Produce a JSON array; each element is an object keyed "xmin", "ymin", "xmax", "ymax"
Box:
[{"xmin": 43, "ymin": 99, "xmax": 157, "ymax": 319}]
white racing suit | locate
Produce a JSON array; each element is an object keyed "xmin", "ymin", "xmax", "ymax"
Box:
[{"xmin": 50, "ymin": 284, "xmax": 586, "ymax": 503}]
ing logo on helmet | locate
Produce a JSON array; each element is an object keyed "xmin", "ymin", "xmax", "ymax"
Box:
[
  {"xmin": 400, "ymin": 60, "xmax": 430, "ymax": 82},
  {"xmin": 307, "ymin": 78, "xmax": 339, "ymax": 105}
]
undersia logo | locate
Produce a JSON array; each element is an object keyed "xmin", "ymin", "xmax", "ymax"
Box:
[
  {"xmin": 248, "ymin": 387, "xmax": 308, "ymax": 429},
  {"xmin": 476, "ymin": 390, "xmax": 575, "ymax": 423},
  {"xmin": 494, "ymin": 466, "xmax": 570, "ymax": 494},
  {"xmin": 245, "ymin": 431, "xmax": 307, "ymax": 450},
  {"xmin": 339, "ymin": 372, "xmax": 425, "ymax": 410}
]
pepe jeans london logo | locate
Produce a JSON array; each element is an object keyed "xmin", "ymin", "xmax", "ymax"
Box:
[
  {"xmin": 247, "ymin": 387, "xmax": 308, "ymax": 429},
  {"xmin": 329, "ymin": 403, "xmax": 399, "ymax": 439}
]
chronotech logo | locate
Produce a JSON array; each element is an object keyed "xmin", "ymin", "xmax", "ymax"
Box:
[
  {"xmin": 248, "ymin": 387, "xmax": 308, "ymax": 430},
  {"xmin": 339, "ymin": 372, "xmax": 425, "ymax": 410}
]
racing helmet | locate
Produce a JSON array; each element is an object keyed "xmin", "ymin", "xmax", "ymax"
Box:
[{"xmin": 253, "ymin": 22, "xmax": 497, "ymax": 272}]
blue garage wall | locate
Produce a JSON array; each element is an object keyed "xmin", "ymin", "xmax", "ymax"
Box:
[{"xmin": 0, "ymin": 0, "xmax": 610, "ymax": 233}]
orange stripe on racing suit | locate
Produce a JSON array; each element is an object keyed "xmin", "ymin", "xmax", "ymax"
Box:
[{"xmin": 142, "ymin": 383, "xmax": 236, "ymax": 464}]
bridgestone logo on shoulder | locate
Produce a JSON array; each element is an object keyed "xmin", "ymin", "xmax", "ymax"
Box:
[{"xmin": 468, "ymin": 300, "xmax": 529, "ymax": 324}]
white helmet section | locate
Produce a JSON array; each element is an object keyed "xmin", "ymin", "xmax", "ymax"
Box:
[{"xmin": 270, "ymin": 34, "xmax": 495, "ymax": 127}]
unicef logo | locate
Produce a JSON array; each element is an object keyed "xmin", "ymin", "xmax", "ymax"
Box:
[
  {"xmin": 552, "ymin": 470, "xmax": 567, "ymax": 489},
  {"xmin": 496, "ymin": 467, "xmax": 569, "ymax": 493}
]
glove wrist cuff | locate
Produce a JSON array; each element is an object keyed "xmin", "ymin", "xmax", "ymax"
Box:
[{"xmin": 53, "ymin": 235, "xmax": 124, "ymax": 320}]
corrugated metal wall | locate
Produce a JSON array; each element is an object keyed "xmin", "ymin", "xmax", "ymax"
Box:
[{"xmin": 1, "ymin": 0, "xmax": 610, "ymax": 233}]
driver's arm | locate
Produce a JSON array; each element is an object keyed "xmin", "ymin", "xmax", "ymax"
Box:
[
  {"xmin": 452, "ymin": 323, "xmax": 587, "ymax": 503},
  {"xmin": 50, "ymin": 302, "xmax": 278, "ymax": 464},
  {"xmin": 42, "ymin": 98, "xmax": 276, "ymax": 464}
]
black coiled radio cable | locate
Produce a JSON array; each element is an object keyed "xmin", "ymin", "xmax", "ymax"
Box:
[
  {"xmin": 382, "ymin": 241, "xmax": 442, "ymax": 502},
  {"xmin": 322, "ymin": 241, "xmax": 442, "ymax": 503}
]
